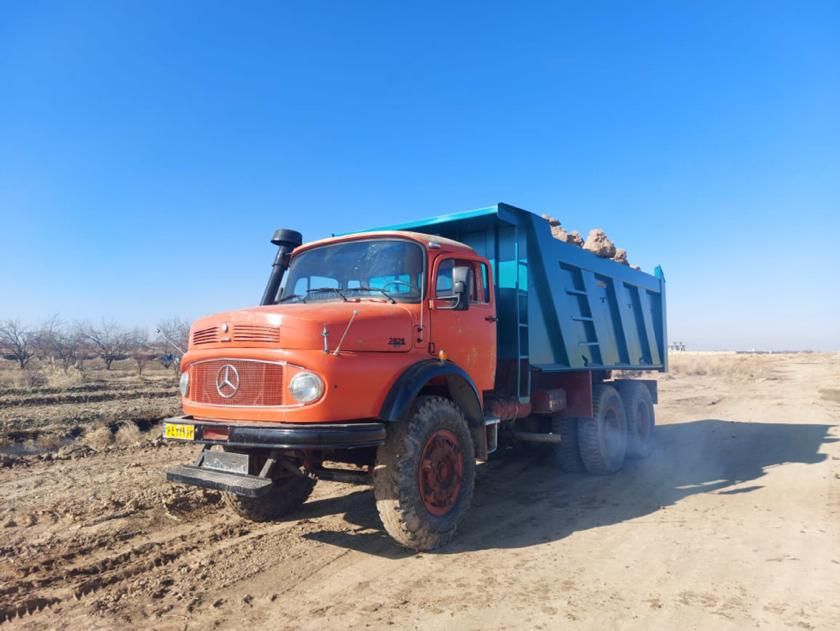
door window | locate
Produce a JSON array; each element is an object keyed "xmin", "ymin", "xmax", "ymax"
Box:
[
  {"xmin": 476, "ymin": 263, "xmax": 490, "ymax": 303},
  {"xmin": 435, "ymin": 258, "xmax": 481, "ymax": 301},
  {"xmin": 435, "ymin": 259, "xmax": 455, "ymax": 297}
]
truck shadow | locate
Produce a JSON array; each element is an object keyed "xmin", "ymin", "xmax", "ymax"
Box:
[{"xmin": 299, "ymin": 419, "xmax": 836, "ymax": 558}]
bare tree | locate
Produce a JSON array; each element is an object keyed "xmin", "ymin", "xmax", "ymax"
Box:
[
  {"xmin": 0, "ymin": 320, "xmax": 35, "ymax": 369},
  {"xmin": 133, "ymin": 352, "xmax": 152, "ymax": 376},
  {"xmin": 2, "ymin": 317, "xmax": 195, "ymax": 374},
  {"xmin": 130, "ymin": 329, "xmax": 161, "ymax": 376},
  {"xmin": 157, "ymin": 317, "xmax": 190, "ymax": 373},
  {"xmin": 32, "ymin": 314, "xmax": 65, "ymax": 368},
  {"xmin": 156, "ymin": 317, "xmax": 190, "ymax": 355},
  {"xmin": 44, "ymin": 322, "xmax": 88, "ymax": 373},
  {"xmin": 74, "ymin": 341, "xmax": 99, "ymax": 375},
  {"xmin": 82, "ymin": 321, "xmax": 139, "ymax": 370}
]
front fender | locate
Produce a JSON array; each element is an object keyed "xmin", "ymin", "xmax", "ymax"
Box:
[{"xmin": 379, "ymin": 360, "xmax": 483, "ymax": 426}]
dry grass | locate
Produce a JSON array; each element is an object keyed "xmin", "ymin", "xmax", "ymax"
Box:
[
  {"xmin": 0, "ymin": 365, "xmax": 85, "ymax": 389},
  {"xmin": 0, "ymin": 357, "xmax": 177, "ymax": 390},
  {"xmin": 664, "ymin": 352, "xmax": 781, "ymax": 382},
  {"xmin": 35, "ymin": 433, "xmax": 65, "ymax": 451},
  {"xmin": 82, "ymin": 424, "xmax": 114, "ymax": 450},
  {"xmin": 80, "ymin": 420, "xmax": 146, "ymax": 450},
  {"xmin": 114, "ymin": 421, "xmax": 142, "ymax": 446}
]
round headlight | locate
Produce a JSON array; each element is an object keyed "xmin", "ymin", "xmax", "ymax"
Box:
[
  {"xmin": 289, "ymin": 371, "xmax": 324, "ymax": 403},
  {"xmin": 179, "ymin": 371, "xmax": 190, "ymax": 397}
]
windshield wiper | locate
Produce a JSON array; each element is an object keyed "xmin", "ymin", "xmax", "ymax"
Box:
[
  {"xmin": 304, "ymin": 287, "xmax": 348, "ymax": 302},
  {"xmin": 353, "ymin": 286, "xmax": 396, "ymax": 304},
  {"xmin": 277, "ymin": 288, "xmax": 347, "ymax": 303}
]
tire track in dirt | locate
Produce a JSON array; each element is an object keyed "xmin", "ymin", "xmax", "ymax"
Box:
[
  {"xmin": 0, "ymin": 513, "xmax": 258, "ymax": 623},
  {"xmin": 0, "ymin": 472, "xmax": 367, "ymax": 627}
]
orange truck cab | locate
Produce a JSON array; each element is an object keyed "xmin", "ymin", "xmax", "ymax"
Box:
[{"xmin": 165, "ymin": 203, "xmax": 667, "ymax": 550}]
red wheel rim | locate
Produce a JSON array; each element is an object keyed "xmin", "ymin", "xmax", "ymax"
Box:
[{"xmin": 418, "ymin": 429, "xmax": 464, "ymax": 516}]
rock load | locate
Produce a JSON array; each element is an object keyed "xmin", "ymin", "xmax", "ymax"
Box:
[
  {"xmin": 540, "ymin": 215, "xmax": 584, "ymax": 246},
  {"xmin": 582, "ymin": 228, "xmax": 615, "ymax": 258},
  {"xmin": 541, "ymin": 214, "xmax": 633, "ymax": 267}
]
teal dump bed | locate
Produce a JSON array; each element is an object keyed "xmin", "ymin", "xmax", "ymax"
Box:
[{"xmin": 361, "ymin": 203, "xmax": 667, "ymax": 390}]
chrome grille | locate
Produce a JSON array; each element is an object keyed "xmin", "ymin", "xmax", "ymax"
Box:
[{"xmin": 189, "ymin": 359, "xmax": 284, "ymax": 406}]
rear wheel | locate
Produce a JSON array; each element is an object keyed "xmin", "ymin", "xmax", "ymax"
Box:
[
  {"xmin": 223, "ymin": 451, "xmax": 316, "ymax": 521},
  {"xmin": 617, "ymin": 381, "xmax": 655, "ymax": 458},
  {"xmin": 373, "ymin": 396, "xmax": 476, "ymax": 551},
  {"xmin": 550, "ymin": 417, "xmax": 585, "ymax": 473},
  {"xmin": 577, "ymin": 385, "xmax": 627, "ymax": 475}
]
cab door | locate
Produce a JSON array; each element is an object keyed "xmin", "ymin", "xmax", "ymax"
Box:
[{"xmin": 428, "ymin": 256, "xmax": 496, "ymax": 392}]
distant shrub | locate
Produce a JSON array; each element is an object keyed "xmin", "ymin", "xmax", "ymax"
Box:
[
  {"xmin": 114, "ymin": 421, "xmax": 142, "ymax": 446},
  {"xmin": 22, "ymin": 369, "xmax": 47, "ymax": 388},
  {"xmin": 82, "ymin": 424, "xmax": 114, "ymax": 450}
]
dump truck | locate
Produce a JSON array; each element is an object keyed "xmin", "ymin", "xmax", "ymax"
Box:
[{"xmin": 164, "ymin": 203, "xmax": 667, "ymax": 550}]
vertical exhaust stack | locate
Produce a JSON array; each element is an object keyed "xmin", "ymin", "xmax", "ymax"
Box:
[{"xmin": 260, "ymin": 229, "xmax": 303, "ymax": 305}]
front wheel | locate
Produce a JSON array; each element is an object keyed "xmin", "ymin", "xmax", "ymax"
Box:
[
  {"xmin": 373, "ymin": 396, "xmax": 476, "ymax": 551},
  {"xmin": 223, "ymin": 450, "xmax": 316, "ymax": 521},
  {"xmin": 223, "ymin": 474, "xmax": 315, "ymax": 521}
]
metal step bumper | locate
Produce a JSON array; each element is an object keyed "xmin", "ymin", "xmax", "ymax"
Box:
[{"xmin": 166, "ymin": 464, "xmax": 274, "ymax": 498}]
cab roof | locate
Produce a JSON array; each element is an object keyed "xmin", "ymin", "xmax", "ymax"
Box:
[
  {"xmin": 297, "ymin": 204, "xmax": 521, "ymax": 257},
  {"xmin": 294, "ymin": 230, "xmax": 476, "ymax": 257}
]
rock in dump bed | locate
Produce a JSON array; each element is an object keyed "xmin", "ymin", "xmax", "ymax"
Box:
[{"xmin": 541, "ymin": 214, "xmax": 634, "ymax": 268}]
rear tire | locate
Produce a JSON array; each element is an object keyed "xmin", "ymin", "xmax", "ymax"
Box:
[
  {"xmin": 617, "ymin": 381, "xmax": 655, "ymax": 459},
  {"xmin": 373, "ymin": 396, "xmax": 476, "ymax": 551},
  {"xmin": 550, "ymin": 417, "xmax": 585, "ymax": 473},
  {"xmin": 577, "ymin": 385, "xmax": 627, "ymax": 475}
]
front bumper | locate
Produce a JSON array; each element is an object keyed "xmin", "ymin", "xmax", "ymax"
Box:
[{"xmin": 162, "ymin": 416, "xmax": 386, "ymax": 450}]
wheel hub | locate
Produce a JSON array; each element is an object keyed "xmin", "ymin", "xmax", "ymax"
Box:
[{"xmin": 419, "ymin": 429, "xmax": 464, "ymax": 516}]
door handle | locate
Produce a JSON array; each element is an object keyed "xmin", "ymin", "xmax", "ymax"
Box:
[{"xmin": 485, "ymin": 316, "xmax": 497, "ymax": 322}]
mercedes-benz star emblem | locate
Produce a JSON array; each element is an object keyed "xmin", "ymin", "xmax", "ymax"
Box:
[{"xmin": 215, "ymin": 364, "xmax": 240, "ymax": 399}]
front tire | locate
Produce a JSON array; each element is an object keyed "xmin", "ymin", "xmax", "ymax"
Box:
[
  {"xmin": 223, "ymin": 450, "xmax": 316, "ymax": 521},
  {"xmin": 223, "ymin": 474, "xmax": 316, "ymax": 521},
  {"xmin": 373, "ymin": 396, "xmax": 476, "ymax": 551}
]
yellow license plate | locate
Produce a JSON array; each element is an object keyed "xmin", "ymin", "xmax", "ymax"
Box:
[{"xmin": 165, "ymin": 423, "xmax": 195, "ymax": 440}]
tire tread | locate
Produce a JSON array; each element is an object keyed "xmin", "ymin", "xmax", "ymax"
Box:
[
  {"xmin": 373, "ymin": 395, "xmax": 475, "ymax": 551},
  {"xmin": 223, "ymin": 475, "xmax": 315, "ymax": 521},
  {"xmin": 577, "ymin": 384, "xmax": 627, "ymax": 475},
  {"xmin": 617, "ymin": 381, "xmax": 655, "ymax": 459}
]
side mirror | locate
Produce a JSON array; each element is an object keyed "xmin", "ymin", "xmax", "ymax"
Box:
[{"xmin": 452, "ymin": 265, "xmax": 471, "ymax": 311}]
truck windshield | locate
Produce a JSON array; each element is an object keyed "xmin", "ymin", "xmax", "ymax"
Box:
[{"xmin": 279, "ymin": 239, "xmax": 424, "ymax": 304}]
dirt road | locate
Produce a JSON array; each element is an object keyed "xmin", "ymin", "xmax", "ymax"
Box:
[{"xmin": 1, "ymin": 353, "xmax": 839, "ymax": 629}]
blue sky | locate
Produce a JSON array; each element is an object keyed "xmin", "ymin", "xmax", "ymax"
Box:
[{"xmin": 1, "ymin": 1, "xmax": 838, "ymax": 350}]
